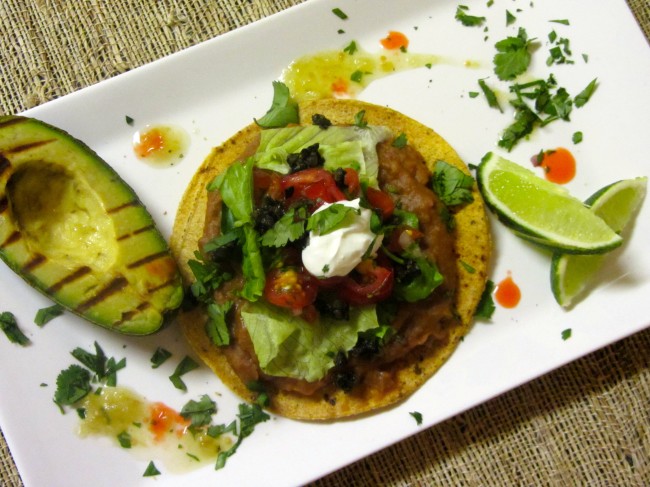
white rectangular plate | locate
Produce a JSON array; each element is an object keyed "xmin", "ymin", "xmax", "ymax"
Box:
[{"xmin": 1, "ymin": 0, "xmax": 649, "ymax": 486}]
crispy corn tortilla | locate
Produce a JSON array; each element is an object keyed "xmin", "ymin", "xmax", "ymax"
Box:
[{"xmin": 171, "ymin": 99, "xmax": 491, "ymax": 420}]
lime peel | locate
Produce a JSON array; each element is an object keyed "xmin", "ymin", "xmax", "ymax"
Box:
[
  {"xmin": 551, "ymin": 177, "xmax": 647, "ymax": 307},
  {"xmin": 477, "ymin": 152, "xmax": 623, "ymax": 254}
]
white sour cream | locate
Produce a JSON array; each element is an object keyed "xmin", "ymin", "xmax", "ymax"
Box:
[{"xmin": 302, "ymin": 198, "xmax": 382, "ymax": 278}]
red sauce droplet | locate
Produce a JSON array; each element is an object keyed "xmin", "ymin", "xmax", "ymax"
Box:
[
  {"xmin": 495, "ymin": 273, "xmax": 521, "ymax": 308},
  {"xmin": 149, "ymin": 402, "xmax": 189, "ymax": 442},
  {"xmin": 331, "ymin": 77, "xmax": 349, "ymax": 96},
  {"xmin": 380, "ymin": 31, "xmax": 409, "ymax": 50},
  {"xmin": 133, "ymin": 128, "xmax": 166, "ymax": 158},
  {"xmin": 536, "ymin": 147, "xmax": 576, "ymax": 184}
]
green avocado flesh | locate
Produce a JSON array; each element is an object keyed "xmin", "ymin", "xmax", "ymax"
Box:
[{"xmin": 0, "ymin": 116, "xmax": 183, "ymax": 335}]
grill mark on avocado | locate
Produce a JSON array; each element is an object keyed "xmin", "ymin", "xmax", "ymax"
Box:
[
  {"xmin": 47, "ymin": 266, "xmax": 92, "ymax": 293},
  {"xmin": 114, "ymin": 302, "xmax": 152, "ymax": 328},
  {"xmin": 0, "ymin": 196, "xmax": 7, "ymax": 214},
  {"xmin": 0, "ymin": 154, "xmax": 10, "ymax": 178},
  {"xmin": 76, "ymin": 276, "xmax": 129, "ymax": 313},
  {"xmin": 0, "ymin": 118, "xmax": 28, "ymax": 130},
  {"xmin": 5, "ymin": 139, "xmax": 56, "ymax": 155},
  {"xmin": 22, "ymin": 253, "xmax": 46, "ymax": 272},
  {"xmin": 0, "ymin": 231, "xmax": 21, "ymax": 248},
  {"xmin": 126, "ymin": 250, "xmax": 169, "ymax": 270},
  {"xmin": 147, "ymin": 277, "xmax": 177, "ymax": 294},
  {"xmin": 107, "ymin": 201, "xmax": 139, "ymax": 214},
  {"xmin": 116, "ymin": 224, "xmax": 155, "ymax": 241}
]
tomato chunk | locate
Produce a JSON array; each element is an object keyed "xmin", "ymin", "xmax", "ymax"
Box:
[
  {"xmin": 281, "ymin": 168, "xmax": 347, "ymax": 205},
  {"xmin": 264, "ymin": 267, "xmax": 319, "ymax": 312},
  {"xmin": 365, "ymin": 186, "xmax": 395, "ymax": 219},
  {"xmin": 338, "ymin": 260, "xmax": 394, "ymax": 305}
]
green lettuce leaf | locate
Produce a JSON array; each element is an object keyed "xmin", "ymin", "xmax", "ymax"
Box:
[{"xmin": 241, "ymin": 302, "xmax": 380, "ymax": 382}]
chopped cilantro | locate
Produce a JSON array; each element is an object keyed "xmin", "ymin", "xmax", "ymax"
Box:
[
  {"xmin": 117, "ymin": 431, "xmax": 132, "ymax": 448},
  {"xmin": 169, "ymin": 356, "xmax": 199, "ymax": 392},
  {"xmin": 34, "ymin": 304, "xmax": 64, "ymax": 327},
  {"xmin": 0, "ymin": 311, "xmax": 29, "ymax": 346},
  {"xmin": 180, "ymin": 394, "xmax": 217, "ymax": 427},
  {"xmin": 431, "ymin": 160, "xmax": 475, "ymax": 206},
  {"xmin": 350, "ymin": 69, "xmax": 365, "ymax": 83},
  {"xmin": 143, "ymin": 461, "xmax": 161, "ymax": 477},
  {"xmin": 392, "ymin": 132, "xmax": 408, "ymax": 148},
  {"xmin": 353, "ymin": 109, "xmax": 368, "ymax": 128},
  {"xmin": 215, "ymin": 403, "xmax": 270, "ymax": 470},
  {"xmin": 150, "ymin": 347, "xmax": 172, "ymax": 369},
  {"xmin": 125, "ymin": 115, "xmax": 134, "ymax": 126},
  {"xmin": 206, "ymin": 301, "xmax": 232, "ymax": 347},
  {"xmin": 54, "ymin": 365, "xmax": 92, "ymax": 407},
  {"xmin": 475, "ymin": 280, "xmax": 496, "ymax": 319},
  {"xmin": 550, "ymin": 19, "xmax": 570, "ymax": 25},
  {"xmin": 478, "ymin": 79, "xmax": 502, "ymax": 112},
  {"xmin": 260, "ymin": 207, "xmax": 307, "ymax": 248},
  {"xmin": 574, "ymin": 78, "xmax": 598, "ymax": 108},
  {"xmin": 187, "ymin": 250, "xmax": 232, "ymax": 303},
  {"xmin": 455, "ymin": 5, "xmax": 486, "ymax": 27},
  {"xmin": 582, "ymin": 53, "xmax": 589, "ymax": 63},
  {"xmin": 343, "ymin": 41, "xmax": 357, "ymax": 55},
  {"xmin": 506, "ymin": 10, "xmax": 516, "ymax": 26},
  {"xmin": 572, "ymin": 131, "xmax": 583, "ymax": 144},
  {"xmin": 460, "ymin": 260, "xmax": 476, "ymax": 273},
  {"xmin": 493, "ymin": 27, "xmax": 532, "ymax": 81},
  {"xmin": 468, "ymin": 91, "xmax": 480, "ymax": 98},
  {"xmin": 322, "ymin": 264, "xmax": 330, "ymax": 274},
  {"xmin": 562, "ymin": 328, "xmax": 572, "ymax": 340},
  {"xmin": 332, "ymin": 7, "xmax": 348, "ymax": 20},
  {"xmin": 255, "ymin": 81, "xmax": 299, "ymax": 128},
  {"xmin": 307, "ymin": 204, "xmax": 358, "ymax": 235},
  {"xmin": 69, "ymin": 341, "xmax": 126, "ymax": 387},
  {"xmin": 410, "ymin": 411, "xmax": 423, "ymax": 425}
]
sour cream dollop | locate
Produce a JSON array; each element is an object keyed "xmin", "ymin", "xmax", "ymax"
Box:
[{"xmin": 302, "ymin": 198, "xmax": 383, "ymax": 278}]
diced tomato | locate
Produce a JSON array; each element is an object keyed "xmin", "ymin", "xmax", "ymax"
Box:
[
  {"xmin": 365, "ymin": 186, "xmax": 395, "ymax": 220},
  {"xmin": 343, "ymin": 168, "xmax": 360, "ymax": 198},
  {"xmin": 281, "ymin": 168, "xmax": 347, "ymax": 206},
  {"xmin": 264, "ymin": 267, "xmax": 319, "ymax": 312},
  {"xmin": 253, "ymin": 168, "xmax": 284, "ymax": 201},
  {"xmin": 337, "ymin": 260, "xmax": 394, "ymax": 305}
]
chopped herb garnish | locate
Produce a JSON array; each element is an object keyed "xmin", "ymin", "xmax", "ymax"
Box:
[
  {"xmin": 550, "ymin": 19, "xmax": 570, "ymax": 25},
  {"xmin": 478, "ymin": 79, "xmax": 502, "ymax": 112},
  {"xmin": 572, "ymin": 131, "xmax": 583, "ymax": 144},
  {"xmin": 468, "ymin": 91, "xmax": 479, "ymax": 98},
  {"xmin": 307, "ymin": 204, "xmax": 358, "ymax": 235},
  {"xmin": 255, "ymin": 81, "xmax": 299, "ymax": 128},
  {"xmin": 186, "ymin": 453, "xmax": 200, "ymax": 462},
  {"xmin": 71, "ymin": 342, "xmax": 108, "ymax": 378},
  {"xmin": 431, "ymin": 160, "xmax": 475, "ymax": 206},
  {"xmin": 475, "ymin": 280, "xmax": 496, "ymax": 319},
  {"xmin": 215, "ymin": 403, "xmax": 270, "ymax": 470},
  {"xmin": 350, "ymin": 69, "xmax": 365, "ymax": 83},
  {"xmin": 0, "ymin": 311, "xmax": 29, "ymax": 346},
  {"xmin": 460, "ymin": 260, "xmax": 476, "ymax": 273},
  {"xmin": 574, "ymin": 78, "xmax": 598, "ymax": 108},
  {"xmin": 260, "ymin": 207, "xmax": 307, "ymax": 248},
  {"xmin": 117, "ymin": 431, "xmax": 132, "ymax": 448},
  {"xmin": 206, "ymin": 301, "xmax": 232, "ymax": 347},
  {"xmin": 455, "ymin": 5, "xmax": 486, "ymax": 27},
  {"xmin": 343, "ymin": 40, "xmax": 357, "ymax": 55},
  {"xmin": 493, "ymin": 27, "xmax": 532, "ymax": 81},
  {"xmin": 322, "ymin": 264, "xmax": 330, "ymax": 274},
  {"xmin": 392, "ymin": 132, "xmax": 408, "ymax": 148},
  {"xmin": 506, "ymin": 10, "xmax": 516, "ymax": 26},
  {"xmin": 150, "ymin": 347, "xmax": 172, "ymax": 369},
  {"xmin": 54, "ymin": 365, "xmax": 92, "ymax": 407},
  {"xmin": 180, "ymin": 394, "xmax": 217, "ymax": 427},
  {"xmin": 143, "ymin": 461, "xmax": 161, "ymax": 477},
  {"xmin": 332, "ymin": 8, "xmax": 348, "ymax": 20},
  {"xmin": 76, "ymin": 407, "xmax": 86, "ymax": 419},
  {"xmin": 169, "ymin": 356, "xmax": 199, "ymax": 392},
  {"xmin": 410, "ymin": 411, "xmax": 423, "ymax": 425},
  {"xmin": 125, "ymin": 115, "xmax": 134, "ymax": 126},
  {"xmin": 353, "ymin": 109, "xmax": 368, "ymax": 128},
  {"xmin": 34, "ymin": 304, "xmax": 64, "ymax": 327},
  {"xmin": 582, "ymin": 53, "xmax": 589, "ymax": 63},
  {"xmin": 561, "ymin": 328, "xmax": 572, "ymax": 340}
]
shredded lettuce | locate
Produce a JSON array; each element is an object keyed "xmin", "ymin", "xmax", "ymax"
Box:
[{"xmin": 241, "ymin": 301, "xmax": 380, "ymax": 382}]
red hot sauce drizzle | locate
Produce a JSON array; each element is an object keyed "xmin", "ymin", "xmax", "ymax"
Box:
[
  {"xmin": 495, "ymin": 272, "xmax": 521, "ymax": 309},
  {"xmin": 532, "ymin": 147, "xmax": 576, "ymax": 184}
]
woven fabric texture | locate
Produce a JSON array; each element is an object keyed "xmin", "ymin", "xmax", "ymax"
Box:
[{"xmin": 1, "ymin": 1, "xmax": 649, "ymax": 486}]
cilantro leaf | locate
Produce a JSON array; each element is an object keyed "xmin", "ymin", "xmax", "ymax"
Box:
[
  {"xmin": 343, "ymin": 40, "xmax": 357, "ymax": 55},
  {"xmin": 332, "ymin": 7, "xmax": 348, "ymax": 20},
  {"xmin": 392, "ymin": 132, "xmax": 408, "ymax": 148},
  {"xmin": 572, "ymin": 131, "xmax": 583, "ymax": 144},
  {"xmin": 71, "ymin": 342, "xmax": 107, "ymax": 379},
  {"xmin": 410, "ymin": 411, "xmax": 423, "ymax": 425},
  {"xmin": 187, "ymin": 250, "xmax": 233, "ymax": 303},
  {"xmin": 353, "ymin": 110, "xmax": 368, "ymax": 128},
  {"xmin": 255, "ymin": 81, "xmax": 299, "ymax": 128},
  {"xmin": 307, "ymin": 204, "xmax": 358, "ymax": 235},
  {"xmin": 150, "ymin": 347, "xmax": 172, "ymax": 369},
  {"xmin": 455, "ymin": 5, "xmax": 486, "ymax": 27},
  {"xmin": 260, "ymin": 207, "xmax": 307, "ymax": 248},
  {"xmin": 498, "ymin": 99, "xmax": 538, "ymax": 151},
  {"xmin": 493, "ymin": 28, "xmax": 532, "ymax": 81},
  {"xmin": 0, "ymin": 311, "xmax": 29, "ymax": 346},
  {"xmin": 206, "ymin": 301, "xmax": 232, "ymax": 346},
  {"xmin": 562, "ymin": 328, "xmax": 572, "ymax": 340},
  {"xmin": 169, "ymin": 356, "xmax": 199, "ymax": 391},
  {"xmin": 54, "ymin": 365, "xmax": 92, "ymax": 406},
  {"xmin": 215, "ymin": 403, "xmax": 270, "ymax": 470},
  {"xmin": 574, "ymin": 78, "xmax": 598, "ymax": 108},
  {"xmin": 475, "ymin": 280, "xmax": 496, "ymax": 319},
  {"xmin": 117, "ymin": 431, "xmax": 132, "ymax": 448},
  {"xmin": 478, "ymin": 79, "xmax": 502, "ymax": 112},
  {"xmin": 431, "ymin": 160, "xmax": 475, "ymax": 206},
  {"xmin": 143, "ymin": 461, "xmax": 161, "ymax": 477},
  {"xmin": 180, "ymin": 394, "xmax": 217, "ymax": 427},
  {"xmin": 34, "ymin": 304, "xmax": 64, "ymax": 327}
]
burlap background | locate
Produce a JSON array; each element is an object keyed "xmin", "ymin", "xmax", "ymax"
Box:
[{"xmin": 1, "ymin": 1, "xmax": 648, "ymax": 486}]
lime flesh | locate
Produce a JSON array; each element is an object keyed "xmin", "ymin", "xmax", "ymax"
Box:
[
  {"xmin": 477, "ymin": 152, "xmax": 623, "ymax": 254},
  {"xmin": 551, "ymin": 177, "xmax": 647, "ymax": 307}
]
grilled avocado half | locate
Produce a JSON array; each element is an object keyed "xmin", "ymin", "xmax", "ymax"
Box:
[{"xmin": 0, "ymin": 116, "xmax": 183, "ymax": 335}]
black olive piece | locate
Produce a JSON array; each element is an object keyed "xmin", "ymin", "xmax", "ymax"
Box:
[
  {"xmin": 394, "ymin": 258, "xmax": 421, "ymax": 284},
  {"xmin": 287, "ymin": 143, "xmax": 324, "ymax": 173},
  {"xmin": 253, "ymin": 196, "xmax": 285, "ymax": 233},
  {"xmin": 312, "ymin": 113, "xmax": 332, "ymax": 129}
]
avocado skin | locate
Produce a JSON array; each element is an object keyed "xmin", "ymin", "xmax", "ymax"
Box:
[{"xmin": 0, "ymin": 115, "xmax": 183, "ymax": 335}]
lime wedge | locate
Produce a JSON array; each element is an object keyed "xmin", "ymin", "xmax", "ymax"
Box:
[
  {"xmin": 477, "ymin": 152, "xmax": 623, "ymax": 254},
  {"xmin": 551, "ymin": 177, "xmax": 647, "ymax": 307}
]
